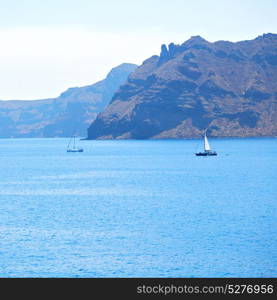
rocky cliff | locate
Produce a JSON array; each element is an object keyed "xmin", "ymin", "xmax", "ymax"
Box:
[
  {"xmin": 0, "ymin": 63, "xmax": 137, "ymax": 137},
  {"xmin": 87, "ymin": 34, "xmax": 277, "ymax": 139}
]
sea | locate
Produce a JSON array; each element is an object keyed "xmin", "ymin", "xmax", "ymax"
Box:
[{"xmin": 0, "ymin": 138, "xmax": 276, "ymax": 277}]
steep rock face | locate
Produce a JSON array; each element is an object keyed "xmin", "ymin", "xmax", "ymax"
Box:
[
  {"xmin": 0, "ymin": 63, "xmax": 137, "ymax": 137},
  {"xmin": 87, "ymin": 34, "xmax": 277, "ymax": 139}
]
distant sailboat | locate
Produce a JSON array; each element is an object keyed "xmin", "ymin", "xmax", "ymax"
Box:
[
  {"xmin": 195, "ymin": 131, "xmax": 217, "ymax": 156},
  {"xmin": 67, "ymin": 135, "xmax": 84, "ymax": 153}
]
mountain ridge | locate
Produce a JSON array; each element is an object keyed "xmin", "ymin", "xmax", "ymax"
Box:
[
  {"xmin": 87, "ymin": 33, "xmax": 277, "ymax": 139},
  {"xmin": 0, "ymin": 63, "xmax": 137, "ymax": 137}
]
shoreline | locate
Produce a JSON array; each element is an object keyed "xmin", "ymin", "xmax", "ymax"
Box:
[{"xmin": 0, "ymin": 136, "xmax": 276, "ymax": 140}]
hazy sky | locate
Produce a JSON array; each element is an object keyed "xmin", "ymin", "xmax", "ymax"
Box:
[{"xmin": 0, "ymin": 0, "xmax": 276, "ymax": 100}]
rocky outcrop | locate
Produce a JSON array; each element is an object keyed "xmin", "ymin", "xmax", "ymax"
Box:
[
  {"xmin": 0, "ymin": 63, "xmax": 137, "ymax": 137},
  {"xmin": 87, "ymin": 34, "xmax": 277, "ymax": 139}
]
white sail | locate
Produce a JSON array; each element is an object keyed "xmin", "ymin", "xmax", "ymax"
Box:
[{"xmin": 204, "ymin": 133, "xmax": 211, "ymax": 151}]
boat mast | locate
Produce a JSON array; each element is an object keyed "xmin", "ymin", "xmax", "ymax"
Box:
[
  {"xmin": 204, "ymin": 131, "xmax": 211, "ymax": 152},
  {"xmin": 67, "ymin": 136, "xmax": 72, "ymax": 149}
]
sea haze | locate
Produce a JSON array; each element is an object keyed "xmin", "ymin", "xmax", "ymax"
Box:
[{"xmin": 0, "ymin": 138, "xmax": 276, "ymax": 277}]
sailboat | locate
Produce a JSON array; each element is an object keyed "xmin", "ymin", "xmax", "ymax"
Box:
[
  {"xmin": 67, "ymin": 135, "xmax": 84, "ymax": 152},
  {"xmin": 195, "ymin": 131, "xmax": 217, "ymax": 156}
]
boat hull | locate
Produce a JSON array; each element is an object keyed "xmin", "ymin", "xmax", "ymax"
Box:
[
  {"xmin": 195, "ymin": 152, "xmax": 217, "ymax": 156},
  {"xmin": 67, "ymin": 149, "xmax": 84, "ymax": 153}
]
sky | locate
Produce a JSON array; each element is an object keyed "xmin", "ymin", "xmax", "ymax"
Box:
[{"xmin": 0, "ymin": 0, "xmax": 276, "ymax": 100}]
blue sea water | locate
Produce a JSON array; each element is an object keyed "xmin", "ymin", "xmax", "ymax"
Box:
[{"xmin": 0, "ymin": 138, "xmax": 276, "ymax": 278}]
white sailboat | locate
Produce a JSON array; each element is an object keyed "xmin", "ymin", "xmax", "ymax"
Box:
[
  {"xmin": 67, "ymin": 135, "xmax": 84, "ymax": 152},
  {"xmin": 195, "ymin": 131, "xmax": 217, "ymax": 156}
]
